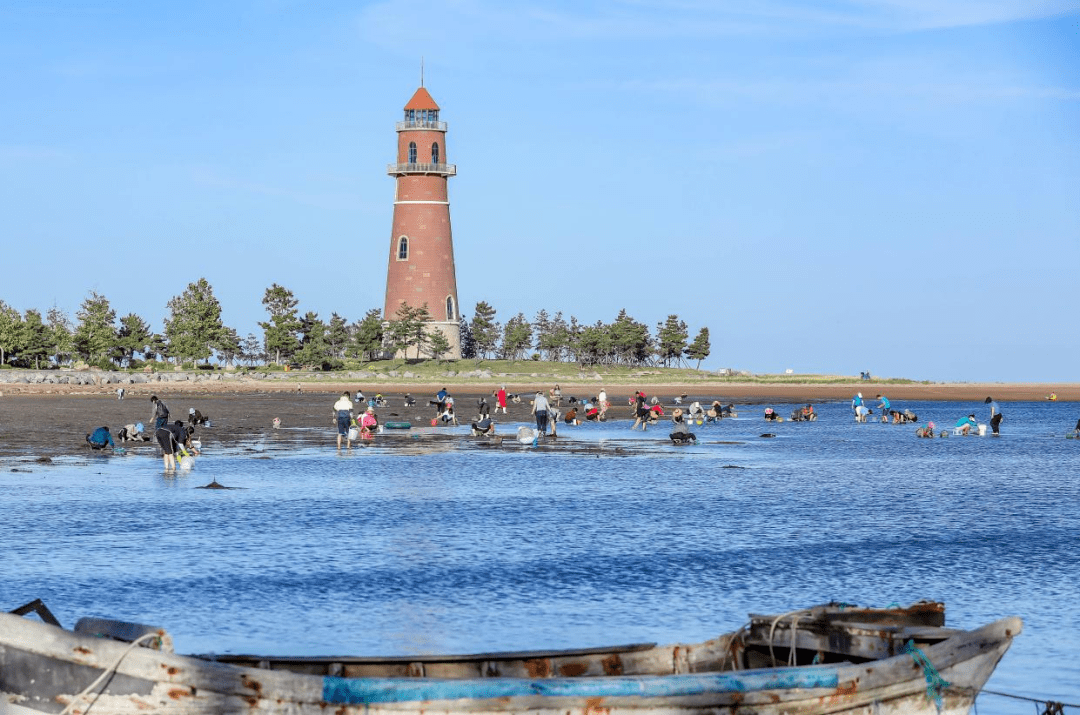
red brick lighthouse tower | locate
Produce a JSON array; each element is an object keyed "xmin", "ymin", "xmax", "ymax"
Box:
[{"xmin": 384, "ymin": 85, "xmax": 461, "ymax": 358}]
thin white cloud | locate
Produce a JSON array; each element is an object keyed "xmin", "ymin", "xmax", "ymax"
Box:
[
  {"xmin": 356, "ymin": 0, "xmax": 1080, "ymax": 47},
  {"xmin": 852, "ymin": 0, "xmax": 1080, "ymax": 29},
  {"xmin": 621, "ymin": 66, "xmax": 1080, "ymax": 110},
  {"xmin": 0, "ymin": 144, "xmax": 70, "ymax": 161}
]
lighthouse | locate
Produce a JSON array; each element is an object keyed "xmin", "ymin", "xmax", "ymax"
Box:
[{"xmin": 384, "ymin": 85, "xmax": 461, "ymax": 358}]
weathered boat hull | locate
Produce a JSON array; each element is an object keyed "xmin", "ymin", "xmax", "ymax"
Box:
[{"xmin": 0, "ymin": 608, "xmax": 1019, "ymax": 715}]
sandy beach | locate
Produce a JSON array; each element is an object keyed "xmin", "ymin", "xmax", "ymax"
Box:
[{"xmin": 0, "ymin": 377, "xmax": 1075, "ymax": 460}]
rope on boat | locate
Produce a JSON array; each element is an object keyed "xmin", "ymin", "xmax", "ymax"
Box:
[
  {"xmin": 903, "ymin": 639, "xmax": 950, "ymax": 713},
  {"xmin": 979, "ymin": 689, "xmax": 1080, "ymax": 715},
  {"xmin": 59, "ymin": 632, "xmax": 161, "ymax": 715},
  {"xmin": 767, "ymin": 609, "xmax": 812, "ymax": 667}
]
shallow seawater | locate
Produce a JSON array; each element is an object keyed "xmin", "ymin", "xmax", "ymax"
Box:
[{"xmin": 2, "ymin": 399, "xmax": 1078, "ymax": 713}]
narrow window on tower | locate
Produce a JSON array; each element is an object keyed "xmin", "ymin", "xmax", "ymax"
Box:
[
  {"xmin": 408, "ymin": 142, "xmax": 417, "ymax": 165},
  {"xmin": 397, "ymin": 236, "xmax": 409, "ymax": 261},
  {"xmin": 431, "ymin": 142, "xmax": 440, "ymax": 164},
  {"xmin": 445, "ymin": 296, "xmax": 455, "ymax": 321}
]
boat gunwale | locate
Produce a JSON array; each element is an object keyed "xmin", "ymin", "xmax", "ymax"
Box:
[{"xmin": 0, "ymin": 612, "xmax": 1022, "ymax": 710}]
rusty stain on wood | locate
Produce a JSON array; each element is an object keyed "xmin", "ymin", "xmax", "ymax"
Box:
[
  {"xmin": 601, "ymin": 654, "xmax": 623, "ymax": 676},
  {"xmin": 524, "ymin": 658, "xmax": 552, "ymax": 677},
  {"xmin": 583, "ymin": 696, "xmax": 609, "ymax": 715},
  {"xmin": 559, "ymin": 661, "xmax": 588, "ymax": 677}
]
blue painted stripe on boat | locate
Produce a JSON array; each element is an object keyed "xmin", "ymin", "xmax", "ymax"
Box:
[{"xmin": 322, "ymin": 668, "xmax": 840, "ymax": 704}]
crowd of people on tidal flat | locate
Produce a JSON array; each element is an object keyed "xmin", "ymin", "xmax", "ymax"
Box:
[
  {"xmin": 80, "ymin": 385, "xmax": 1080, "ymax": 463},
  {"xmin": 322, "ymin": 385, "xmax": 1080, "ymax": 451}
]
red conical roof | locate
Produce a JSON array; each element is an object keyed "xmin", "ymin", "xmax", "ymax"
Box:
[{"xmin": 404, "ymin": 87, "xmax": 439, "ymax": 111}]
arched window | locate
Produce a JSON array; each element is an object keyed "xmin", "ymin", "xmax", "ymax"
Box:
[
  {"xmin": 397, "ymin": 236, "xmax": 408, "ymax": 260},
  {"xmin": 431, "ymin": 142, "xmax": 440, "ymax": 164},
  {"xmin": 445, "ymin": 296, "xmax": 455, "ymax": 321},
  {"xmin": 408, "ymin": 142, "xmax": 417, "ymax": 164}
]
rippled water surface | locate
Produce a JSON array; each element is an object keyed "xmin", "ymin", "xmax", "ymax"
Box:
[{"xmin": 2, "ymin": 399, "xmax": 1078, "ymax": 713}]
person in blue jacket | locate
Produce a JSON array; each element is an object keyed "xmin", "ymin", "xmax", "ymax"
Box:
[
  {"xmin": 955, "ymin": 414, "xmax": 977, "ymax": 436},
  {"xmin": 85, "ymin": 426, "xmax": 115, "ymax": 450}
]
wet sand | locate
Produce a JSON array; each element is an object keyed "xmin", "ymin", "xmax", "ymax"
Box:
[{"xmin": 0, "ymin": 380, "xmax": 1075, "ymax": 460}]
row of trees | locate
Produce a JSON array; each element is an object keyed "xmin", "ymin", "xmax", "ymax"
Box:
[
  {"xmin": 462, "ymin": 303, "xmax": 710, "ymax": 368},
  {"xmin": 0, "ymin": 280, "xmax": 247, "ymax": 370},
  {"xmin": 0, "ymin": 281, "xmax": 711, "ymax": 370}
]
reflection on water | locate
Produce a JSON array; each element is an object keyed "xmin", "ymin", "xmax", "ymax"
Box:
[{"xmin": 2, "ymin": 399, "xmax": 1078, "ymax": 713}]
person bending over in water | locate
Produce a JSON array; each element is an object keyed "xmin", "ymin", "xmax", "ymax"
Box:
[
  {"xmin": 85, "ymin": 426, "xmax": 115, "ymax": 450},
  {"xmin": 669, "ymin": 409, "xmax": 696, "ymax": 444},
  {"xmin": 471, "ymin": 416, "xmax": 496, "ymax": 437},
  {"xmin": 583, "ymin": 399, "xmax": 600, "ymax": 421},
  {"xmin": 359, "ymin": 406, "xmax": 379, "ymax": 436},
  {"xmin": 117, "ymin": 423, "xmax": 148, "ymax": 442},
  {"xmin": 438, "ymin": 403, "xmax": 458, "ymax": 426},
  {"xmin": 955, "ymin": 414, "xmax": 977, "ymax": 435},
  {"xmin": 156, "ymin": 422, "xmax": 195, "ymax": 470}
]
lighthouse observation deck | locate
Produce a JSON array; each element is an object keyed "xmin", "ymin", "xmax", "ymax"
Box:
[
  {"xmin": 387, "ymin": 162, "xmax": 457, "ymax": 176},
  {"xmin": 396, "ymin": 119, "xmax": 447, "ymax": 131}
]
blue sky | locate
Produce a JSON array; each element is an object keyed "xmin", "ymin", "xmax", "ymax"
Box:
[{"xmin": 1, "ymin": 1, "xmax": 1077, "ymax": 382}]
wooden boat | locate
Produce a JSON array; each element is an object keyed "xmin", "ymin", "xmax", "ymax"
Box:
[{"xmin": 1, "ymin": 600, "xmax": 1019, "ymax": 715}]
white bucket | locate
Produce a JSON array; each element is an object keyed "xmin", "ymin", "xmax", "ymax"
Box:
[
  {"xmin": 977, "ymin": 424, "xmax": 987, "ymax": 436},
  {"xmin": 348, "ymin": 427, "xmax": 359, "ymax": 441}
]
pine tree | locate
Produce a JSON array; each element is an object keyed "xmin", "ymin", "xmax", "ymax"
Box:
[
  {"xmin": 532, "ymin": 309, "xmax": 552, "ymax": 359},
  {"xmin": 459, "ymin": 316, "xmax": 477, "ymax": 359},
  {"xmin": 164, "ymin": 278, "xmax": 228, "ymax": 365},
  {"xmin": 21, "ymin": 309, "xmax": 50, "ymax": 369},
  {"xmin": 501, "ymin": 313, "xmax": 532, "ymax": 361},
  {"xmin": 46, "ymin": 306, "xmax": 73, "ymax": 367},
  {"xmin": 470, "ymin": 301, "xmax": 499, "ymax": 359},
  {"xmin": 428, "ymin": 328, "xmax": 452, "ymax": 363},
  {"xmin": 547, "ymin": 312, "xmax": 570, "ymax": 362},
  {"xmin": 656, "ymin": 315, "xmax": 689, "ymax": 367},
  {"xmin": 685, "ymin": 327, "xmax": 711, "ymax": 370},
  {"xmin": 72, "ymin": 291, "xmax": 117, "ymax": 365},
  {"xmin": 353, "ymin": 309, "xmax": 385, "ymax": 363},
  {"xmin": 241, "ymin": 333, "xmax": 264, "ymax": 366},
  {"xmin": 575, "ymin": 321, "xmax": 612, "ymax": 367},
  {"xmin": 386, "ymin": 303, "xmax": 431, "ymax": 360},
  {"xmin": 115, "ymin": 313, "xmax": 153, "ymax": 367},
  {"xmin": 611, "ymin": 309, "xmax": 651, "ymax": 365},
  {"xmin": 216, "ymin": 327, "xmax": 242, "ymax": 366},
  {"xmin": 295, "ymin": 311, "xmax": 329, "ymax": 367},
  {"xmin": 325, "ymin": 313, "xmax": 351, "ymax": 359},
  {"xmin": 0, "ymin": 301, "xmax": 24, "ymax": 366},
  {"xmin": 259, "ymin": 283, "xmax": 302, "ymax": 365}
]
